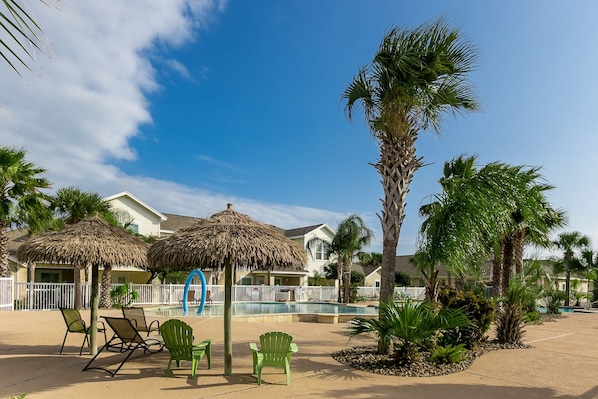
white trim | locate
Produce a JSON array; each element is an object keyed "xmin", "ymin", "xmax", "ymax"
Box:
[
  {"xmin": 103, "ymin": 191, "xmax": 167, "ymax": 221},
  {"xmin": 365, "ymin": 266, "xmax": 382, "ymax": 279},
  {"xmin": 286, "ymin": 224, "xmax": 336, "ymax": 240},
  {"xmin": 267, "ymin": 271, "xmax": 309, "ymax": 276}
]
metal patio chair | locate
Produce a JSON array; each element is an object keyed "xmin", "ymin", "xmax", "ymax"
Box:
[
  {"xmin": 83, "ymin": 316, "xmax": 163, "ymax": 377},
  {"xmin": 59, "ymin": 307, "xmax": 107, "ymax": 355}
]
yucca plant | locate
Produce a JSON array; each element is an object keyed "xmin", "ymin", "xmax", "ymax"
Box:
[
  {"xmin": 495, "ymin": 277, "xmax": 528, "ymax": 344},
  {"xmin": 540, "ymin": 288, "xmax": 568, "ymax": 314},
  {"xmin": 495, "ymin": 302, "xmax": 525, "ymax": 344},
  {"xmin": 348, "ymin": 299, "xmax": 472, "ymax": 361}
]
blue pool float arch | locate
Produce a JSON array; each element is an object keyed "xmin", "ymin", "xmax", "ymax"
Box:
[{"xmin": 182, "ymin": 269, "xmax": 207, "ymax": 314}]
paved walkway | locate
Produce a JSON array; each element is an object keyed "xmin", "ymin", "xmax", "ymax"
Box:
[{"xmin": 1, "ymin": 308, "xmax": 598, "ymax": 399}]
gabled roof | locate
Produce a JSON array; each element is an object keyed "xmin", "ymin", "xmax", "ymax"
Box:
[
  {"xmin": 284, "ymin": 223, "xmax": 335, "ymax": 239},
  {"xmin": 103, "ymin": 191, "xmax": 167, "ymax": 221},
  {"xmin": 160, "ymin": 213, "xmax": 202, "ymax": 232}
]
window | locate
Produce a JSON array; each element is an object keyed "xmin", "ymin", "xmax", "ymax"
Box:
[
  {"xmin": 274, "ymin": 278, "xmax": 282, "ymax": 286},
  {"xmin": 40, "ymin": 272, "xmax": 60, "ymax": 283},
  {"xmin": 240, "ymin": 277, "xmax": 252, "ymax": 285},
  {"xmin": 117, "ymin": 276, "xmax": 126, "ymax": 284},
  {"xmin": 375, "ymin": 280, "xmax": 380, "ymax": 288},
  {"xmin": 127, "ymin": 223, "xmax": 139, "ymax": 234},
  {"xmin": 314, "ymin": 242, "xmax": 328, "ymax": 260},
  {"xmin": 256, "ymin": 276, "xmax": 265, "ymax": 285}
]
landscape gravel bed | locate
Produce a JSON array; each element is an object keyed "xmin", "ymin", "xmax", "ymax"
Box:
[{"xmin": 331, "ymin": 341, "xmax": 532, "ymax": 377}]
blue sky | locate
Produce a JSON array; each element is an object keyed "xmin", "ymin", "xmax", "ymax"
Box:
[{"xmin": 2, "ymin": 1, "xmax": 598, "ymax": 256}]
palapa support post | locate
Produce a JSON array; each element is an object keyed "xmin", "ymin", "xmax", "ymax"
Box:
[
  {"xmin": 89, "ymin": 263, "xmax": 100, "ymax": 355},
  {"xmin": 224, "ymin": 256, "xmax": 233, "ymax": 376}
]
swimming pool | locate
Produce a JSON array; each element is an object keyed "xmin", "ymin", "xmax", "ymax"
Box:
[
  {"xmin": 155, "ymin": 302, "xmax": 379, "ymax": 317},
  {"xmin": 537, "ymin": 306, "xmax": 576, "ymax": 313}
]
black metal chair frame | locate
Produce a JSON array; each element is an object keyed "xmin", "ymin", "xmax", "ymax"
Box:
[
  {"xmin": 121, "ymin": 307, "xmax": 160, "ymax": 336},
  {"xmin": 83, "ymin": 316, "xmax": 163, "ymax": 377},
  {"xmin": 59, "ymin": 307, "xmax": 107, "ymax": 356}
]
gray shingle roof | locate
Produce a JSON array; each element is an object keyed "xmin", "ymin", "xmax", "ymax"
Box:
[
  {"xmin": 284, "ymin": 224, "xmax": 325, "ymax": 238},
  {"xmin": 160, "ymin": 213, "xmax": 202, "ymax": 232}
]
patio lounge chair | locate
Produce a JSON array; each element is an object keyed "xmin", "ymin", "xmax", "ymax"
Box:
[
  {"xmin": 159, "ymin": 319, "xmax": 212, "ymax": 378},
  {"xmin": 179, "ymin": 290, "xmax": 198, "ymax": 304},
  {"xmin": 121, "ymin": 307, "xmax": 160, "ymax": 336},
  {"xmin": 59, "ymin": 307, "xmax": 107, "ymax": 355},
  {"xmin": 83, "ymin": 316, "xmax": 163, "ymax": 377},
  {"xmin": 249, "ymin": 331, "xmax": 298, "ymax": 385}
]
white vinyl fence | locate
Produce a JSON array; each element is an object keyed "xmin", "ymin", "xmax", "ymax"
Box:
[
  {"xmin": 9, "ymin": 283, "xmax": 341, "ymax": 311},
  {"xmin": 0, "ymin": 277, "xmax": 14, "ymax": 311},
  {"xmin": 357, "ymin": 286, "xmax": 426, "ymax": 301}
]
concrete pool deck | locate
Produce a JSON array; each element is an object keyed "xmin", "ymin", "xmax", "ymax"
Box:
[{"xmin": 1, "ymin": 308, "xmax": 598, "ymax": 399}]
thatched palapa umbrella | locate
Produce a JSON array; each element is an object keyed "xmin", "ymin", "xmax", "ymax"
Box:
[
  {"xmin": 16, "ymin": 214, "xmax": 148, "ymax": 354},
  {"xmin": 147, "ymin": 203, "xmax": 307, "ymax": 376}
]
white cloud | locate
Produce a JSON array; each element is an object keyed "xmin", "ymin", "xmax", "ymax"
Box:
[{"xmin": 0, "ymin": 0, "xmax": 386, "ymax": 251}]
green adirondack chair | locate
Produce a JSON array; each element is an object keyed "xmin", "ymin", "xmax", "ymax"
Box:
[
  {"xmin": 159, "ymin": 319, "xmax": 212, "ymax": 378},
  {"xmin": 249, "ymin": 331, "xmax": 298, "ymax": 385}
]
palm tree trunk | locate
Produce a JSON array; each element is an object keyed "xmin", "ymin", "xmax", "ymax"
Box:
[
  {"xmin": 375, "ymin": 135, "xmax": 421, "ymax": 354},
  {"xmin": 565, "ymin": 269, "xmax": 571, "ymax": 306},
  {"xmin": 74, "ymin": 266, "xmax": 82, "ymax": 309},
  {"xmin": 99, "ymin": 264, "xmax": 112, "ymax": 308},
  {"xmin": 375, "ymin": 135, "xmax": 421, "ymax": 304},
  {"xmin": 422, "ymin": 268, "xmax": 439, "ymax": 302},
  {"xmin": 343, "ymin": 262, "xmax": 352, "ymax": 303},
  {"xmin": 337, "ymin": 261, "xmax": 344, "ymax": 303},
  {"xmin": 501, "ymin": 237, "xmax": 515, "ymax": 294},
  {"xmin": 0, "ymin": 224, "xmax": 9, "ymax": 277},
  {"xmin": 564, "ymin": 250, "xmax": 573, "ymax": 306},
  {"xmin": 492, "ymin": 247, "xmax": 503, "ymax": 297},
  {"xmin": 513, "ymin": 229, "xmax": 526, "ymax": 275}
]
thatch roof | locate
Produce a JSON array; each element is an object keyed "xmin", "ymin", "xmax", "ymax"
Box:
[
  {"xmin": 148, "ymin": 204, "xmax": 307, "ymax": 271},
  {"xmin": 16, "ymin": 214, "xmax": 148, "ymax": 267}
]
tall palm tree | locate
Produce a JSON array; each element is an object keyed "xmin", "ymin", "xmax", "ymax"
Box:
[
  {"xmin": 1, "ymin": 0, "xmax": 50, "ymax": 76},
  {"xmin": 50, "ymin": 186, "xmax": 116, "ymax": 226},
  {"xmin": 342, "ymin": 18, "xmax": 479, "ymax": 310},
  {"xmin": 357, "ymin": 252, "xmax": 382, "ymax": 267},
  {"xmin": 581, "ymin": 250, "xmax": 598, "ymax": 305},
  {"xmin": 50, "ymin": 186, "xmax": 119, "ymax": 308},
  {"xmin": 307, "ymin": 215, "xmax": 373, "ymax": 303},
  {"xmin": 0, "ymin": 146, "xmax": 51, "ymax": 277},
  {"xmin": 553, "ymin": 232, "xmax": 591, "ymax": 306},
  {"xmin": 496, "ymin": 168, "xmax": 566, "ymax": 295},
  {"xmin": 417, "ymin": 155, "xmax": 562, "ymax": 299}
]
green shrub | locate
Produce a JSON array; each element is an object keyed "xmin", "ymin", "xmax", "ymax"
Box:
[
  {"xmin": 541, "ymin": 288, "xmax": 568, "ymax": 314},
  {"xmin": 437, "ymin": 286, "xmax": 494, "ymax": 349},
  {"xmin": 110, "ymin": 283, "xmax": 139, "ymax": 309},
  {"xmin": 523, "ymin": 310, "xmax": 541, "ymax": 324},
  {"xmin": 348, "ymin": 299, "xmax": 472, "ymax": 362},
  {"xmin": 429, "ymin": 343, "xmax": 467, "ymax": 364},
  {"xmin": 394, "ymin": 271, "xmax": 411, "ymax": 287}
]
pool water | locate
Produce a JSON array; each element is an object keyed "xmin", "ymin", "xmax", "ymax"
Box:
[
  {"xmin": 537, "ymin": 306, "xmax": 576, "ymax": 313},
  {"xmin": 156, "ymin": 302, "xmax": 379, "ymax": 317}
]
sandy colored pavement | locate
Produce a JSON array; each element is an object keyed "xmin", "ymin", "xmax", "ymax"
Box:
[{"xmin": 1, "ymin": 308, "xmax": 598, "ymax": 399}]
